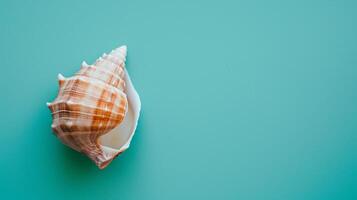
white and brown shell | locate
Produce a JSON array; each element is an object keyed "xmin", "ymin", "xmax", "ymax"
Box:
[{"xmin": 47, "ymin": 46, "xmax": 141, "ymax": 169}]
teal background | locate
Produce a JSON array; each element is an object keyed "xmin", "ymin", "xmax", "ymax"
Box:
[{"xmin": 0, "ymin": 0, "xmax": 356, "ymax": 199}]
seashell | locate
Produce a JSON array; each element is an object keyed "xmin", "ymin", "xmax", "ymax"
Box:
[{"xmin": 47, "ymin": 46, "xmax": 141, "ymax": 169}]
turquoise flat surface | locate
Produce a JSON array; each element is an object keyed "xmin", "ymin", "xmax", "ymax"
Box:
[{"xmin": 0, "ymin": 0, "xmax": 356, "ymax": 199}]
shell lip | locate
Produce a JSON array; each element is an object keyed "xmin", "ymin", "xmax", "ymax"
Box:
[{"xmin": 96, "ymin": 68, "xmax": 141, "ymax": 169}]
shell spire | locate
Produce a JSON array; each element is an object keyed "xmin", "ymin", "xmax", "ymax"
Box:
[
  {"xmin": 47, "ymin": 45, "xmax": 141, "ymax": 169},
  {"xmin": 77, "ymin": 45, "xmax": 127, "ymax": 91}
]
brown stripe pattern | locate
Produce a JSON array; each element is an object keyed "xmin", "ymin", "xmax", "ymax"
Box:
[{"xmin": 47, "ymin": 46, "xmax": 128, "ymax": 169}]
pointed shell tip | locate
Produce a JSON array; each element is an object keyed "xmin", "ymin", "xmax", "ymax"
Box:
[
  {"xmin": 58, "ymin": 73, "xmax": 65, "ymax": 80},
  {"xmin": 114, "ymin": 45, "xmax": 127, "ymax": 54},
  {"xmin": 121, "ymin": 45, "xmax": 127, "ymax": 50},
  {"xmin": 81, "ymin": 61, "xmax": 89, "ymax": 67}
]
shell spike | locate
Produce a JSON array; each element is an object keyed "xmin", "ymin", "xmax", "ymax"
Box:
[
  {"xmin": 57, "ymin": 73, "xmax": 65, "ymax": 87},
  {"xmin": 81, "ymin": 61, "xmax": 89, "ymax": 67},
  {"xmin": 58, "ymin": 73, "xmax": 65, "ymax": 80}
]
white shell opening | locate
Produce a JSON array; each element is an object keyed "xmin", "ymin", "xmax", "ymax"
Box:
[{"xmin": 98, "ymin": 69, "xmax": 141, "ymax": 155}]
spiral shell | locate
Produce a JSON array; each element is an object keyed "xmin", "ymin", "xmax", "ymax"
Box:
[{"xmin": 47, "ymin": 46, "xmax": 141, "ymax": 169}]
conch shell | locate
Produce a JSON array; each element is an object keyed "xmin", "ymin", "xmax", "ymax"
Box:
[{"xmin": 47, "ymin": 46, "xmax": 141, "ymax": 169}]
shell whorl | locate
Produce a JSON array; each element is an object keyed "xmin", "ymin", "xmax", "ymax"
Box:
[
  {"xmin": 47, "ymin": 46, "xmax": 129, "ymax": 168},
  {"xmin": 77, "ymin": 46, "xmax": 127, "ymax": 90}
]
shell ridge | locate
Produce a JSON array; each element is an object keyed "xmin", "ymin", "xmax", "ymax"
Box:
[
  {"xmin": 49, "ymin": 91, "xmax": 127, "ymax": 110},
  {"xmin": 78, "ymin": 65, "xmax": 123, "ymax": 81},
  {"xmin": 50, "ymin": 111, "xmax": 125, "ymax": 120},
  {"xmin": 61, "ymin": 75, "xmax": 125, "ymax": 94}
]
